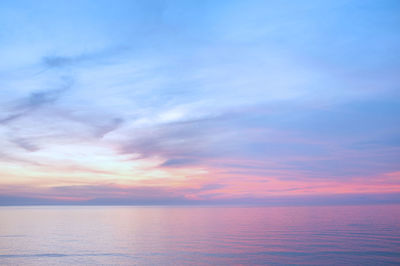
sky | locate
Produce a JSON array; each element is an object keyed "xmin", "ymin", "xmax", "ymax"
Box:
[{"xmin": 0, "ymin": 0, "xmax": 399, "ymax": 205}]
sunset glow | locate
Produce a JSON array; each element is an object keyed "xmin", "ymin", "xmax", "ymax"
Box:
[{"xmin": 1, "ymin": 0, "xmax": 399, "ymax": 205}]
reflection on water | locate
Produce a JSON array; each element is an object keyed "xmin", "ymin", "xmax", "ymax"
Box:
[{"xmin": 0, "ymin": 205, "xmax": 399, "ymax": 265}]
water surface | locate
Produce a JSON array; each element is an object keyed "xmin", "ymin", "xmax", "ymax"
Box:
[{"xmin": 1, "ymin": 205, "xmax": 399, "ymax": 265}]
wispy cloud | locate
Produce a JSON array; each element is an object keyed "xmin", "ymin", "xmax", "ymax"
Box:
[
  {"xmin": 0, "ymin": 76, "xmax": 73, "ymax": 124},
  {"xmin": 10, "ymin": 138, "xmax": 40, "ymax": 152},
  {"xmin": 41, "ymin": 46, "xmax": 129, "ymax": 69}
]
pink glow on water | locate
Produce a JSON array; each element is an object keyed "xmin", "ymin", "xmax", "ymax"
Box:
[{"xmin": 0, "ymin": 205, "xmax": 399, "ymax": 265}]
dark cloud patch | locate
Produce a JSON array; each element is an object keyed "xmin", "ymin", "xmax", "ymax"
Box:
[
  {"xmin": 43, "ymin": 56, "xmax": 74, "ymax": 68},
  {"xmin": 11, "ymin": 138, "xmax": 40, "ymax": 152},
  {"xmin": 22, "ymin": 77, "xmax": 73, "ymax": 108},
  {"xmin": 21, "ymin": 87, "xmax": 65, "ymax": 108},
  {"xmin": 0, "ymin": 77, "xmax": 73, "ymax": 124},
  {"xmin": 95, "ymin": 118, "xmax": 124, "ymax": 138},
  {"xmin": 42, "ymin": 46, "xmax": 129, "ymax": 68},
  {"xmin": 0, "ymin": 113, "xmax": 23, "ymax": 124},
  {"xmin": 160, "ymin": 158, "xmax": 198, "ymax": 167}
]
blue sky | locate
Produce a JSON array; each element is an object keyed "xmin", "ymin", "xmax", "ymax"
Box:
[{"xmin": 0, "ymin": 0, "xmax": 399, "ymax": 204}]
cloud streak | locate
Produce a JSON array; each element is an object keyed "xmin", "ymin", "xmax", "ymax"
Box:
[
  {"xmin": 0, "ymin": 77, "xmax": 73, "ymax": 124},
  {"xmin": 41, "ymin": 46, "xmax": 130, "ymax": 69}
]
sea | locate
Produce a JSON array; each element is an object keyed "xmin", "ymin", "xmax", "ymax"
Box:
[{"xmin": 0, "ymin": 205, "xmax": 399, "ymax": 265}]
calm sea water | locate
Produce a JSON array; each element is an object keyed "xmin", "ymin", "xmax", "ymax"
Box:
[{"xmin": 0, "ymin": 205, "xmax": 399, "ymax": 265}]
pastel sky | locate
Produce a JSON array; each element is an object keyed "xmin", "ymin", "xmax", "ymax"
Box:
[{"xmin": 1, "ymin": 0, "xmax": 400, "ymax": 205}]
